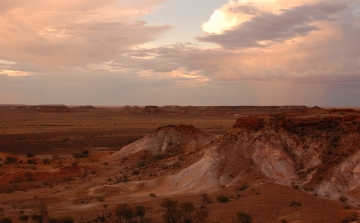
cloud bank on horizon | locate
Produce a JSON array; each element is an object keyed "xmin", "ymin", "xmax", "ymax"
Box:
[{"xmin": 0, "ymin": 0, "xmax": 359, "ymax": 106}]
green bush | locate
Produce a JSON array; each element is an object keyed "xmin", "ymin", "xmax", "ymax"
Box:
[{"xmin": 216, "ymin": 195, "xmax": 229, "ymax": 203}]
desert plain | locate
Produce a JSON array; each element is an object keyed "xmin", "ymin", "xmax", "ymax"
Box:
[{"xmin": 1, "ymin": 105, "xmax": 360, "ymax": 223}]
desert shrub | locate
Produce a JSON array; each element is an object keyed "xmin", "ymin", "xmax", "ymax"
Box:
[
  {"xmin": 55, "ymin": 216, "xmax": 74, "ymax": 223},
  {"xmin": 280, "ymin": 219, "xmax": 288, "ymax": 223},
  {"xmin": 149, "ymin": 193, "xmax": 156, "ymax": 198},
  {"xmin": 31, "ymin": 203, "xmax": 48, "ymax": 223},
  {"xmin": 238, "ymin": 183, "xmax": 249, "ymax": 191},
  {"xmin": 115, "ymin": 203, "xmax": 134, "ymax": 223},
  {"xmin": 289, "ymin": 201, "xmax": 301, "ymax": 207},
  {"xmin": 19, "ymin": 215, "xmax": 29, "ymax": 221},
  {"xmin": 342, "ymin": 212, "xmax": 359, "ymax": 223},
  {"xmin": 43, "ymin": 159, "xmax": 51, "ymax": 165},
  {"xmin": 5, "ymin": 187, "xmax": 14, "ymax": 194},
  {"xmin": 132, "ymin": 169, "xmax": 140, "ymax": 175},
  {"xmin": 178, "ymin": 202, "xmax": 195, "ymax": 222},
  {"xmin": 119, "ymin": 175, "xmax": 130, "ymax": 182},
  {"xmin": 159, "ymin": 198, "xmax": 207, "ymax": 223},
  {"xmin": 200, "ymin": 193, "xmax": 213, "ymax": 209},
  {"xmin": 97, "ymin": 197, "xmax": 105, "ymax": 202},
  {"xmin": 160, "ymin": 198, "xmax": 179, "ymax": 223},
  {"xmin": 173, "ymin": 162, "xmax": 181, "ymax": 168},
  {"xmin": 26, "ymin": 153, "xmax": 35, "ymax": 158},
  {"xmin": 134, "ymin": 206, "xmax": 146, "ymax": 222},
  {"xmin": 0, "ymin": 218, "xmax": 12, "ymax": 223},
  {"xmin": 27, "ymin": 159, "xmax": 36, "ymax": 165},
  {"xmin": 344, "ymin": 205, "xmax": 351, "ymax": 210},
  {"xmin": 48, "ymin": 218, "xmax": 57, "ymax": 223},
  {"xmin": 236, "ymin": 211, "xmax": 252, "ymax": 223},
  {"xmin": 73, "ymin": 150, "xmax": 90, "ymax": 159},
  {"xmin": 291, "ymin": 183, "xmax": 299, "ymax": 190},
  {"xmin": 332, "ymin": 136, "xmax": 341, "ymax": 147},
  {"xmin": 5, "ymin": 156, "xmax": 18, "ymax": 165},
  {"xmin": 339, "ymin": 195, "xmax": 348, "ymax": 203},
  {"xmin": 216, "ymin": 195, "xmax": 229, "ymax": 203},
  {"xmin": 153, "ymin": 154, "xmax": 166, "ymax": 161},
  {"xmin": 138, "ymin": 153, "xmax": 152, "ymax": 167}
]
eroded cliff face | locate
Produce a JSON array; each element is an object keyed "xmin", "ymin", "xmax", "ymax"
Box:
[
  {"xmin": 105, "ymin": 125, "xmax": 216, "ymax": 164},
  {"xmin": 216, "ymin": 110, "xmax": 360, "ymax": 202},
  {"xmin": 103, "ymin": 109, "xmax": 360, "ymax": 203}
]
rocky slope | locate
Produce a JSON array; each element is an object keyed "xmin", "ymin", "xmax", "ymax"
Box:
[
  {"xmin": 103, "ymin": 109, "xmax": 360, "ymax": 203},
  {"xmin": 217, "ymin": 111, "xmax": 360, "ymax": 200},
  {"xmin": 105, "ymin": 125, "xmax": 216, "ymax": 164}
]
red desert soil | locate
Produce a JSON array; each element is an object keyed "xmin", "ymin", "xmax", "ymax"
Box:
[{"xmin": 1, "ymin": 105, "xmax": 360, "ymax": 223}]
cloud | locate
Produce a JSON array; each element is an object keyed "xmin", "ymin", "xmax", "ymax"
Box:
[
  {"xmin": 0, "ymin": 0, "xmax": 169, "ymax": 66},
  {"xmin": 201, "ymin": 0, "xmax": 319, "ymax": 34},
  {"xmin": 1, "ymin": 0, "xmax": 359, "ymax": 106},
  {"xmin": 198, "ymin": 2, "xmax": 346, "ymax": 48}
]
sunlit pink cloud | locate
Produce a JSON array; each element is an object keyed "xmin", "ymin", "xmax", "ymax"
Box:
[
  {"xmin": 0, "ymin": 0, "xmax": 169, "ymax": 66},
  {"xmin": 0, "ymin": 0, "xmax": 359, "ymax": 106}
]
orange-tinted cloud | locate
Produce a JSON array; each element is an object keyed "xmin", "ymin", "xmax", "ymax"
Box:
[
  {"xmin": 0, "ymin": 0, "xmax": 169, "ymax": 66},
  {"xmin": 0, "ymin": 0, "xmax": 359, "ymax": 106}
]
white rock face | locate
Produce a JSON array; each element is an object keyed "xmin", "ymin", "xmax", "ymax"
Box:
[
  {"xmin": 314, "ymin": 151, "xmax": 360, "ymax": 200},
  {"xmin": 99, "ymin": 115, "xmax": 360, "ymax": 202},
  {"xmin": 251, "ymin": 144, "xmax": 296, "ymax": 185},
  {"xmin": 154, "ymin": 146, "xmax": 220, "ymax": 194},
  {"xmin": 104, "ymin": 126, "xmax": 215, "ymax": 163}
]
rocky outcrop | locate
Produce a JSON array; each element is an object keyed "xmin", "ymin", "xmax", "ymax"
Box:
[
  {"xmin": 104, "ymin": 125, "xmax": 216, "ymax": 164},
  {"xmin": 103, "ymin": 110, "xmax": 360, "ymax": 203},
  {"xmin": 215, "ymin": 112, "xmax": 360, "ymax": 202}
]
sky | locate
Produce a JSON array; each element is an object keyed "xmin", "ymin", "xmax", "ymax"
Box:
[{"xmin": 0, "ymin": 0, "xmax": 359, "ymax": 106}]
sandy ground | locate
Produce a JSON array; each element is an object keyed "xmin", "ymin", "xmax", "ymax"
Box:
[{"xmin": 1, "ymin": 106, "xmax": 360, "ymax": 223}]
